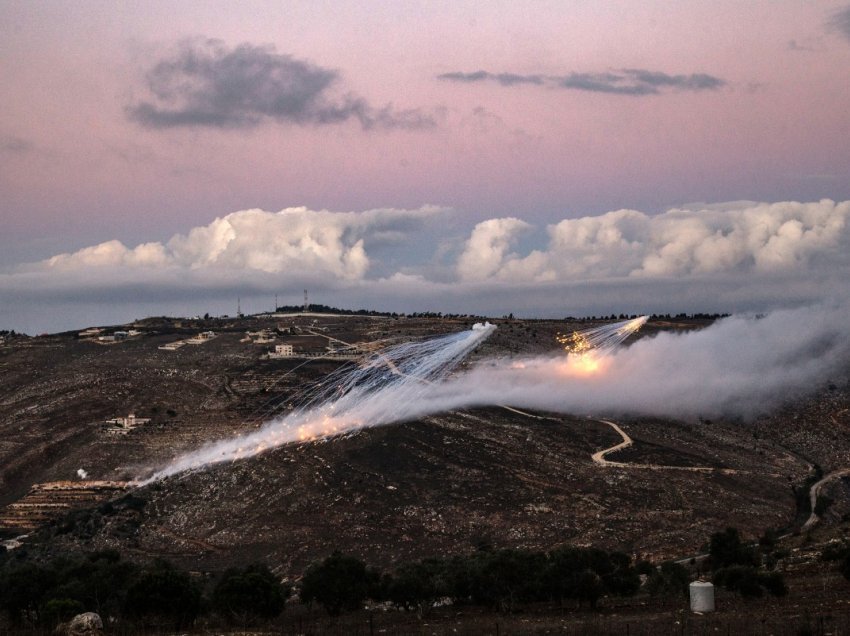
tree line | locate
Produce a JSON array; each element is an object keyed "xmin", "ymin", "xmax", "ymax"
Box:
[{"xmin": 0, "ymin": 526, "xmax": 810, "ymax": 631}]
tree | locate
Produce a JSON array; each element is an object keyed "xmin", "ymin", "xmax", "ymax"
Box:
[
  {"xmin": 124, "ymin": 559, "xmax": 201, "ymax": 630},
  {"xmin": 543, "ymin": 546, "xmax": 640, "ymax": 607},
  {"xmin": 42, "ymin": 598, "xmax": 84, "ymax": 626},
  {"xmin": 300, "ymin": 552, "xmax": 378, "ymax": 615},
  {"xmin": 0, "ymin": 562, "xmax": 57, "ymax": 624},
  {"xmin": 713, "ymin": 566, "xmax": 763, "ymax": 598},
  {"xmin": 387, "ymin": 559, "xmax": 446, "ymax": 616},
  {"xmin": 760, "ymin": 571, "xmax": 788, "ymax": 597},
  {"xmin": 645, "ymin": 561, "xmax": 689, "ymax": 597},
  {"xmin": 709, "ymin": 527, "xmax": 759, "ymax": 569},
  {"xmin": 212, "ymin": 563, "xmax": 288, "ymax": 625},
  {"xmin": 466, "ymin": 549, "xmax": 547, "ymax": 612}
]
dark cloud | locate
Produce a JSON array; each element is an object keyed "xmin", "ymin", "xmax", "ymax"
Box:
[
  {"xmin": 0, "ymin": 135, "xmax": 33, "ymax": 154},
  {"xmin": 439, "ymin": 68, "xmax": 725, "ymax": 95},
  {"xmin": 129, "ymin": 38, "xmax": 434, "ymax": 130},
  {"xmin": 437, "ymin": 70, "xmax": 544, "ymax": 86},
  {"xmin": 830, "ymin": 6, "xmax": 850, "ymax": 41},
  {"xmin": 787, "ymin": 39, "xmax": 815, "ymax": 52}
]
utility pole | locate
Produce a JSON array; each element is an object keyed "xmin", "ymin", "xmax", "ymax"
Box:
[{"xmin": 303, "ymin": 290, "xmax": 309, "ymax": 313}]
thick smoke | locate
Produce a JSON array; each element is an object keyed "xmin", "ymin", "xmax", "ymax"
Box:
[
  {"xmin": 141, "ymin": 304, "xmax": 849, "ymax": 482},
  {"xmin": 424, "ymin": 303, "xmax": 850, "ymax": 421},
  {"xmin": 141, "ymin": 323, "xmax": 496, "ymax": 482}
]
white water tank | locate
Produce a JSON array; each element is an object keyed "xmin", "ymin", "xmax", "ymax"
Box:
[{"xmin": 689, "ymin": 581, "xmax": 715, "ymax": 612}]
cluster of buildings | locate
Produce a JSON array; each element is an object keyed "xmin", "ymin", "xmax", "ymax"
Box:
[
  {"xmin": 103, "ymin": 413, "xmax": 151, "ymax": 435},
  {"xmin": 267, "ymin": 339, "xmax": 361, "ymax": 360},
  {"xmin": 158, "ymin": 331, "xmax": 216, "ymax": 351},
  {"xmin": 79, "ymin": 327, "xmax": 142, "ymax": 344}
]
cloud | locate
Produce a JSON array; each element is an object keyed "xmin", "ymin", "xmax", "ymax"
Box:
[
  {"xmin": 456, "ymin": 217, "xmax": 532, "ymax": 281},
  {"xmin": 830, "ymin": 5, "xmax": 850, "ymax": 41},
  {"xmin": 129, "ymin": 38, "xmax": 434, "ymax": 130},
  {"xmin": 438, "ymin": 68, "xmax": 726, "ymax": 95},
  {"xmin": 2, "ymin": 200, "xmax": 850, "ymax": 334},
  {"xmin": 38, "ymin": 205, "xmax": 446, "ymax": 281},
  {"xmin": 465, "ymin": 200, "xmax": 850, "ymax": 282},
  {"xmin": 0, "ymin": 134, "xmax": 33, "ymax": 154},
  {"xmin": 437, "ymin": 71, "xmax": 545, "ymax": 86}
]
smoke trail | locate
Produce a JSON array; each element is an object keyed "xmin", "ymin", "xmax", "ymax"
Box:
[
  {"xmin": 557, "ymin": 315, "xmax": 648, "ymax": 356},
  {"xmin": 420, "ymin": 303, "xmax": 850, "ymax": 421},
  {"xmin": 140, "ymin": 304, "xmax": 850, "ymax": 483},
  {"xmin": 141, "ymin": 322, "xmax": 496, "ymax": 482}
]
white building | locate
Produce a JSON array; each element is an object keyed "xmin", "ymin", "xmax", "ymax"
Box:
[
  {"xmin": 269, "ymin": 344, "xmax": 294, "ymax": 358},
  {"xmin": 104, "ymin": 413, "xmax": 151, "ymax": 434}
]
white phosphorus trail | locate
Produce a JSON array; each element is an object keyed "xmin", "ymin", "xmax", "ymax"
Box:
[
  {"xmin": 141, "ymin": 322, "xmax": 496, "ymax": 482},
  {"xmin": 555, "ymin": 315, "xmax": 648, "ymax": 375},
  {"xmin": 139, "ymin": 305, "xmax": 850, "ymax": 483},
  {"xmin": 557, "ymin": 316, "xmax": 648, "ymax": 356}
]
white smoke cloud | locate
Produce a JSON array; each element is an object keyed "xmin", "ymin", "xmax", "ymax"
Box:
[
  {"xmin": 422, "ymin": 303, "xmax": 850, "ymax": 421},
  {"xmin": 464, "ymin": 199, "xmax": 850, "ymax": 281},
  {"xmin": 143, "ymin": 303, "xmax": 850, "ymax": 481}
]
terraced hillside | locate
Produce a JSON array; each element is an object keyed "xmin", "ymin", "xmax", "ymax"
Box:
[{"xmin": 0, "ymin": 314, "xmax": 847, "ymax": 580}]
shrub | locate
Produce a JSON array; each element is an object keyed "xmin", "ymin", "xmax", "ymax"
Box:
[
  {"xmin": 645, "ymin": 561, "xmax": 689, "ymax": 597},
  {"xmin": 212, "ymin": 563, "xmax": 288, "ymax": 625},
  {"xmin": 300, "ymin": 552, "xmax": 378, "ymax": 615},
  {"xmin": 124, "ymin": 559, "xmax": 201, "ymax": 630},
  {"xmin": 387, "ymin": 559, "xmax": 447, "ymax": 616},
  {"xmin": 709, "ymin": 527, "xmax": 759, "ymax": 569}
]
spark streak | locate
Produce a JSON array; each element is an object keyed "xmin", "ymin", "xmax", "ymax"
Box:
[
  {"xmin": 140, "ymin": 323, "xmax": 495, "ymax": 482},
  {"xmin": 556, "ymin": 316, "xmax": 648, "ymax": 376}
]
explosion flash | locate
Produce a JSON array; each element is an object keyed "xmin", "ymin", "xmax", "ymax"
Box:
[
  {"xmin": 556, "ymin": 316, "xmax": 648, "ymax": 375},
  {"xmin": 140, "ymin": 323, "xmax": 495, "ymax": 482}
]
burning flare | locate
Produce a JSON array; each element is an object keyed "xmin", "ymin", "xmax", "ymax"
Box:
[{"xmin": 556, "ymin": 316, "xmax": 648, "ymax": 375}]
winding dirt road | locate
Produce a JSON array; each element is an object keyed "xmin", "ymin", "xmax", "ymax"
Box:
[
  {"xmin": 591, "ymin": 418, "xmax": 747, "ymax": 475},
  {"xmin": 802, "ymin": 468, "xmax": 850, "ymax": 531}
]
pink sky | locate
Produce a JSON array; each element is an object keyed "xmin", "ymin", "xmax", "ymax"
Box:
[{"xmin": 1, "ymin": 2, "xmax": 850, "ymax": 331}]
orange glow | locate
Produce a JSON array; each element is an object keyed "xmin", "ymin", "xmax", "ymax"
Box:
[{"xmin": 557, "ymin": 352, "xmax": 609, "ymax": 377}]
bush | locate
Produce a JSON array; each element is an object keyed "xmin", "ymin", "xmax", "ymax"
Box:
[
  {"xmin": 300, "ymin": 552, "xmax": 379, "ymax": 615},
  {"xmin": 840, "ymin": 553, "xmax": 850, "ymax": 582},
  {"xmin": 387, "ymin": 559, "xmax": 447, "ymax": 615},
  {"xmin": 635, "ymin": 559, "xmax": 655, "ymax": 576},
  {"xmin": 124, "ymin": 559, "xmax": 201, "ymax": 630},
  {"xmin": 467, "ymin": 549, "xmax": 547, "ymax": 612},
  {"xmin": 645, "ymin": 561, "xmax": 689, "ymax": 597},
  {"xmin": 821, "ymin": 542, "xmax": 850, "ymax": 562},
  {"xmin": 0, "ymin": 562, "xmax": 58, "ymax": 623},
  {"xmin": 42, "ymin": 598, "xmax": 84, "ymax": 626},
  {"xmin": 713, "ymin": 566, "xmax": 763, "ymax": 598},
  {"xmin": 212, "ymin": 563, "xmax": 288, "ymax": 625},
  {"xmin": 543, "ymin": 546, "xmax": 640, "ymax": 608},
  {"xmin": 713, "ymin": 566, "xmax": 787, "ymax": 598},
  {"xmin": 709, "ymin": 527, "xmax": 759, "ymax": 569},
  {"xmin": 761, "ymin": 571, "xmax": 788, "ymax": 597}
]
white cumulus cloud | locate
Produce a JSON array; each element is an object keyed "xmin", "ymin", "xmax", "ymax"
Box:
[
  {"xmin": 40, "ymin": 205, "xmax": 445, "ymax": 280},
  {"xmin": 3, "ymin": 199, "xmax": 849, "ymax": 334},
  {"xmin": 464, "ymin": 200, "xmax": 850, "ymax": 282},
  {"xmin": 456, "ymin": 217, "xmax": 532, "ymax": 281}
]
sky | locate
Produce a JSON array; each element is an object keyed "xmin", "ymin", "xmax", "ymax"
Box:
[{"xmin": 2, "ymin": 1, "xmax": 850, "ymax": 333}]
